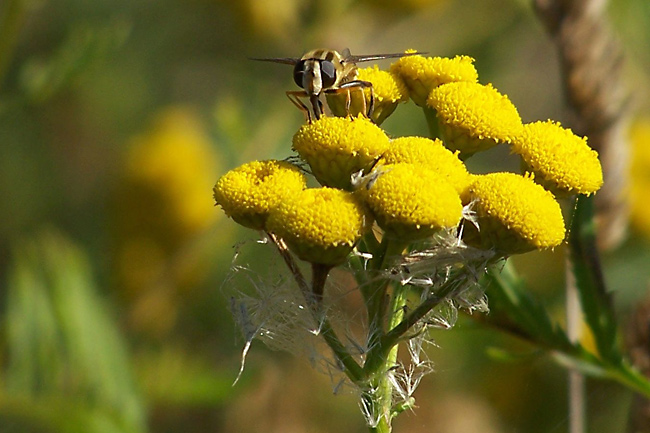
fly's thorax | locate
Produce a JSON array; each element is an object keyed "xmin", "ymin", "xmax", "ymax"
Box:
[
  {"xmin": 302, "ymin": 48, "xmax": 346, "ymax": 64},
  {"xmin": 337, "ymin": 63, "xmax": 359, "ymax": 85}
]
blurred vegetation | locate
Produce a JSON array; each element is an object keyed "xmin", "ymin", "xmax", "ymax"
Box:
[{"xmin": 1, "ymin": 0, "xmax": 649, "ymax": 432}]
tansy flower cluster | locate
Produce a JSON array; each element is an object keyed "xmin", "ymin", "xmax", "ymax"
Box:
[
  {"xmin": 214, "ymin": 50, "xmax": 605, "ymax": 429},
  {"xmin": 215, "ymin": 52, "xmax": 603, "ymax": 259}
]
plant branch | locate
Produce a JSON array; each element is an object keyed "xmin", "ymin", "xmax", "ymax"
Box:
[
  {"xmin": 482, "ymin": 259, "xmax": 650, "ymax": 399},
  {"xmin": 568, "ymin": 194, "xmax": 620, "ymax": 364},
  {"xmin": 266, "ymin": 232, "xmax": 364, "ymax": 383},
  {"xmin": 534, "ymin": 0, "xmax": 630, "ymax": 249}
]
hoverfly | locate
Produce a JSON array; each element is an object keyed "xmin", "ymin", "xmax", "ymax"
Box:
[{"xmin": 251, "ymin": 48, "xmax": 421, "ymax": 123}]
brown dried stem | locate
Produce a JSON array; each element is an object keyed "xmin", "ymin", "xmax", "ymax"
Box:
[{"xmin": 534, "ymin": 0, "xmax": 630, "ymax": 249}]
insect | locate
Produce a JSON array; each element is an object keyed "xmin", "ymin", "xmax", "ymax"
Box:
[{"xmin": 251, "ymin": 48, "xmax": 420, "ymax": 122}]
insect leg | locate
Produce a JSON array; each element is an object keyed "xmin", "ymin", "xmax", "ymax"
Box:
[
  {"xmin": 336, "ymin": 80, "xmax": 375, "ymax": 120},
  {"xmin": 345, "ymin": 87, "xmax": 352, "ymax": 115},
  {"xmin": 309, "ymin": 94, "xmax": 324, "ymax": 120},
  {"xmin": 367, "ymin": 85, "xmax": 375, "ymax": 118},
  {"xmin": 286, "ymin": 90, "xmax": 313, "ymax": 123}
]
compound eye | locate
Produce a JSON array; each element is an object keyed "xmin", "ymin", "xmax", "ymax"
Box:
[
  {"xmin": 293, "ymin": 60, "xmax": 306, "ymax": 88},
  {"xmin": 320, "ymin": 60, "xmax": 337, "ymax": 88}
]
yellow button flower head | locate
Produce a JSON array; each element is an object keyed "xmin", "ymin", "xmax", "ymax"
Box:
[
  {"xmin": 428, "ymin": 82, "xmax": 524, "ymax": 159},
  {"xmin": 380, "ymin": 136, "xmax": 472, "ymax": 194},
  {"xmin": 214, "ymin": 160, "xmax": 306, "ymax": 230},
  {"xmin": 461, "ymin": 172, "xmax": 565, "ymax": 254},
  {"xmin": 292, "ymin": 116, "xmax": 390, "ymax": 190},
  {"xmin": 116, "ymin": 106, "xmax": 221, "ymax": 323},
  {"xmin": 266, "ymin": 187, "xmax": 370, "ymax": 265},
  {"xmin": 629, "ymin": 118, "xmax": 650, "ymax": 237},
  {"xmin": 123, "ymin": 107, "xmax": 221, "ymax": 241},
  {"xmin": 512, "ymin": 121, "xmax": 603, "ymax": 197},
  {"xmin": 359, "ymin": 163, "xmax": 463, "ymax": 240},
  {"xmin": 390, "ymin": 54, "xmax": 478, "ymax": 107},
  {"xmin": 326, "ymin": 66, "xmax": 409, "ymax": 125}
]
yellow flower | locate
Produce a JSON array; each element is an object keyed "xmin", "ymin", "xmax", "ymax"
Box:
[
  {"xmin": 427, "ymin": 82, "xmax": 524, "ymax": 159},
  {"xmin": 461, "ymin": 172, "xmax": 565, "ymax": 254},
  {"xmin": 630, "ymin": 118, "xmax": 650, "ymax": 238},
  {"xmin": 359, "ymin": 163, "xmax": 463, "ymax": 240},
  {"xmin": 326, "ymin": 66, "xmax": 409, "ymax": 125},
  {"xmin": 379, "ymin": 136, "xmax": 472, "ymax": 194},
  {"xmin": 292, "ymin": 116, "xmax": 390, "ymax": 190},
  {"xmin": 366, "ymin": 0, "xmax": 449, "ymax": 12},
  {"xmin": 226, "ymin": 0, "xmax": 300, "ymax": 41},
  {"xmin": 512, "ymin": 121, "xmax": 603, "ymax": 197},
  {"xmin": 390, "ymin": 54, "xmax": 478, "ymax": 106},
  {"xmin": 266, "ymin": 188, "xmax": 370, "ymax": 265},
  {"xmin": 213, "ymin": 160, "xmax": 306, "ymax": 230},
  {"xmin": 113, "ymin": 106, "xmax": 221, "ymax": 335},
  {"xmin": 123, "ymin": 107, "xmax": 221, "ymax": 241}
]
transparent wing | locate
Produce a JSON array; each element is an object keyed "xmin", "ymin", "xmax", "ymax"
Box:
[
  {"xmin": 346, "ymin": 51, "xmax": 425, "ymax": 63},
  {"xmin": 249, "ymin": 57, "xmax": 300, "ymax": 65}
]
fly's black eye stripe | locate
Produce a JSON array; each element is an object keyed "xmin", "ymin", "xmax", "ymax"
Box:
[
  {"xmin": 293, "ymin": 60, "xmax": 307, "ymax": 88},
  {"xmin": 319, "ymin": 60, "xmax": 337, "ymax": 88}
]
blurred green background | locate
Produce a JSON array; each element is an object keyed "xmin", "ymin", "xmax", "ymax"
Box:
[{"xmin": 1, "ymin": 0, "xmax": 650, "ymax": 432}]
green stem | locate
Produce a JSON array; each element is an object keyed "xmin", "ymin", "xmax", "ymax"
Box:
[
  {"xmin": 383, "ymin": 283, "xmax": 455, "ymax": 357},
  {"xmin": 358, "ymin": 238, "xmax": 409, "ymax": 432},
  {"xmin": 378, "ymin": 284, "xmax": 409, "ymax": 425},
  {"xmin": 267, "ymin": 233, "xmax": 364, "ymax": 384},
  {"xmin": 362, "ymin": 277, "xmax": 454, "ymax": 432},
  {"xmin": 363, "ymin": 277, "xmax": 457, "ymax": 378},
  {"xmin": 362, "ymin": 285, "xmax": 411, "ymax": 433},
  {"xmin": 386, "ymin": 285, "xmax": 408, "ymax": 363},
  {"xmin": 567, "ymin": 194, "xmax": 620, "ymax": 363},
  {"xmin": 366, "ymin": 412, "xmax": 391, "ymax": 433},
  {"xmin": 487, "ymin": 261, "xmax": 574, "ymax": 350},
  {"xmin": 423, "ymin": 106, "xmax": 440, "ymax": 139},
  {"xmin": 348, "ymin": 232, "xmax": 381, "ymax": 288},
  {"xmin": 319, "ymin": 317, "xmax": 365, "ymax": 383},
  {"xmin": 606, "ymin": 363, "xmax": 650, "ymax": 399},
  {"xmin": 362, "ymin": 238, "xmax": 407, "ymax": 356}
]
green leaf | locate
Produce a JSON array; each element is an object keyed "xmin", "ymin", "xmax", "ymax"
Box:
[
  {"xmin": 135, "ymin": 346, "xmax": 238, "ymax": 407},
  {"xmin": 568, "ymin": 194, "xmax": 621, "ymax": 364},
  {"xmin": 486, "ymin": 260, "xmax": 574, "ymax": 352},
  {"xmin": 2, "ymin": 230, "xmax": 147, "ymax": 433},
  {"xmin": 18, "ymin": 19, "xmax": 130, "ymax": 104},
  {"xmin": 484, "ymin": 258, "xmax": 650, "ymax": 399}
]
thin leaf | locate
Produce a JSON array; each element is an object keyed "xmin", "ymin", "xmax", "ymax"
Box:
[
  {"xmin": 486, "ymin": 261, "xmax": 575, "ymax": 352},
  {"xmin": 568, "ymin": 195, "xmax": 621, "ymax": 364},
  {"xmin": 3, "ymin": 230, "xmax": 147, "ymax": 433}
]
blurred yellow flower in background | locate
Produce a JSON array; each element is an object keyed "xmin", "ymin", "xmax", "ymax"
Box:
[
  {"xmin": 221, "ymin": 0, "xmax": 301, "ymax": 41},
  {"xmin": 113, "ymin": 106, "xmax": 221, "ymax": 336},
  {"xmin": 629, "ymin": 117, "xmax": 650, "ymax": 238},
  {"xmin": 124, "ymin": 107, "xmax": 220, "ymax": 241},
  {"xmin": 363, "ymin": 0, "xmax": 449, "ymax": 12}
]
